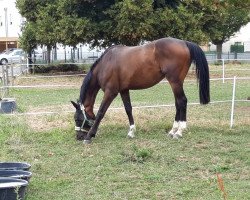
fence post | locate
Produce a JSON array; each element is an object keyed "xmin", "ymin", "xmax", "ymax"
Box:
[
  {"xmin": 1, "ymin": 65, "xmax": 4, "ymax": 98},
  {"xmin": 26, "ymin": 57, "xmax": 29, "ymax": 75},
  {"xmin": 1, "ymin": 65, "xmax": 9, "ymax": 97},
  {"xmin": 5, "ymin": 65, "xmax": 9, "ymax": 88},
  {"xmin": 230, "ymin": 76, "xmax": 236, "ymax": 128},
  {"xmin": 10, "ymin": 64, "xmax": 14, "ymax": 86},
  {"xmin": 1, "ymin": 65, "xmax": 5, "ymax": 86},
  {"xmin": 222, "ymin": 59, "xmax": 225, "ymax": 83},
  {"xmin": 5, "ymin": 65, "xmax": 9, "ymax": 96}
]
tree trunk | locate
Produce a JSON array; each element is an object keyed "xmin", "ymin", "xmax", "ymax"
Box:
[
  {"xmin": 54, "ymin": 44, "xmax": 57, "ymax": 61},
  {"xmin": 216, "ymin": 43, "xmax": 223, "ymax": 60},
  {"xmin": 47, "ymin": 46, "xmax": 51, "ymax": 64},
  {"xmin": 28, "ymin": 51, "xmax": 33, "ymax": 73}
]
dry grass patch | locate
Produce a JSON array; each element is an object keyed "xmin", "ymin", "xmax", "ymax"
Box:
[
  {"xmin": 25, "ymin": 113, "xmax": 73, "ymax": 132},
  {"xmin": 14, "ymin": 75, "xmax": 83, "ymax": 86}
]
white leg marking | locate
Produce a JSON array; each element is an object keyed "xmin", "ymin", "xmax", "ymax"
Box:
[
  {"xmin": 173, "ymin": 121, "xmax": 187, "ymax": 139},
  {"xmin": 128, "ymin": 124, "xmax": 136, "ymax": 138},
  {"xmin": 168, "ymin": 121, "xmax": 179, "ymax": 137}
]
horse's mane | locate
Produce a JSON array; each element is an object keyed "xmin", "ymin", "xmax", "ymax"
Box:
[{"xmin": 79, "ymin": 45, "xmax": 119, "ymax": 104}]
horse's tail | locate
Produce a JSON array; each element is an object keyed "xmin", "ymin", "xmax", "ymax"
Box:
[{"xmin": 185, "ymin": 41, "xmax": 210, "ymax": 104}]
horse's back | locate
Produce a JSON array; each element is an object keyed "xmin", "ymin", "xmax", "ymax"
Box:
[
  {"xmin": 96, "ymin": 38, "xmax": 190, "ymax": 91},
  {"xmin": 97, "ymin": 42, "xmax": 164, "ymax": 90}
]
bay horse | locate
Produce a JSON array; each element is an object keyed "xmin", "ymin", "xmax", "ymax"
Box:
[{"xmin": 71, "ymin": 37, "xmax": 210, "ymax": 144}]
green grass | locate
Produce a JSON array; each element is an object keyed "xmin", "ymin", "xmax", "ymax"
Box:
[
  {"xmin": 0, "ymin": 105, "xmax": 249, "ymax": 200},
  {"xmin": 0, "ymin": 73, "xmax": 249, "ymax": 199}
]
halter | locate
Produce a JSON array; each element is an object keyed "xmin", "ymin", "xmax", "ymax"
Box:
[{"xmin": 74, "ymin": 106, "xmax": 94, "ymax": 132}]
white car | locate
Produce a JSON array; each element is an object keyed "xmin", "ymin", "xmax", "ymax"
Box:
[{"xmin": 0, "ymin": 49, "xmax": 25, "ymax": 65}]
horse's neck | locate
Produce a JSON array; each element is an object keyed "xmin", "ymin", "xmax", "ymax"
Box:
[{"xmin": 83, "ymin": 82, "xmax": 100, "ymax": 120}]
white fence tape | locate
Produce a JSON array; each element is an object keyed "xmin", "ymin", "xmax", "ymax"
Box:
[
  {"xmin": 1, "ymin": 63, "xmax": 249, "ymax": 127},
  {"xmin": 1, "ymin": 77, "xmax": 249, "ymax": 89}
]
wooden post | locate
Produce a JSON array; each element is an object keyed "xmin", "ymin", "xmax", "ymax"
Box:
[
  {"xmin": 10, "ymin": 64, "xmax": 14, "ymax": 86},
  {"xmin": 5, "ymin": 65, "xmax": 9, "ymax": 96}
]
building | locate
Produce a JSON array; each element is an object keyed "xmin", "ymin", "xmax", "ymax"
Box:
[
  {"xmin": 206, "ymin": 23, "xmax": 250, "ymax": 53},
  {"xmin": 0, "ymin": 0, "xmax": 24, "ymax": 52}
]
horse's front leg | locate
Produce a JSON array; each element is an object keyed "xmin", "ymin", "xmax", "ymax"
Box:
[
  {"xmin": 120, "ymin": 90, "xmax": 136, "ymax": 138},
  {"xmin": 84, "ymin": 90, "xmax": 118, "ymax": 144}
]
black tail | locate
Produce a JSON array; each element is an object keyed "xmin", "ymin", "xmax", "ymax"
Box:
[{"xmin": 185, "ymin": 41, "xmax": 210, "ymax": 104}]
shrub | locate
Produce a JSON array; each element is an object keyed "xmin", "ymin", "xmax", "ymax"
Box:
[
  {"xmin": 230, "ymin": 43, "xmax": 244, "ymax": 53},
  {"xmin": 33, "ymin": 64, "xmax": 86, "ymax": 74}
]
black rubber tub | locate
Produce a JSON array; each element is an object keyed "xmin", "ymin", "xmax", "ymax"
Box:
[
  {"xmin": 0, "ymin": 177, "xmax": 28, "ymax": 200},
  {"xmin": 0, "ymin": 98, "xmax": 17, "ymax": 113},
  {"xmin": 0, "ymin": 162, "xmax": 31, "ymax": 171},
  {"xmin": 0, "ymin": 170, "xmax": 32, "ymax": 181}
]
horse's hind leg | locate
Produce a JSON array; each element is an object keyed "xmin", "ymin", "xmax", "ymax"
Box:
[
  {"xmin": 84, "ymin": 89, "xmax": 118, "ymax": 144},
  {"xmin": 120, "ymin": 90, "xmax": 136, "ymax": 138},
  {"xmin": 169, "ymin": 82, "xmax": 187, "ymax": 139},
  {"xmin": 168, "ymin": 101, "xmax": 180, "ymax": 137}
]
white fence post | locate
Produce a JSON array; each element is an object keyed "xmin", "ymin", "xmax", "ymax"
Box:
[
  {"xmin": 222, "ymin": 59, "xmax": 225, "ymax": 83},
  {"xmin": 230, "ymin": 76, "xmax": 236, "ymax": 128},
  {"xmin": 26, "ymin": 57, "xmax": 29, "ymax": 75}
]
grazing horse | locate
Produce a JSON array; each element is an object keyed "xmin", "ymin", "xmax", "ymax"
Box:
[{"xmin": 71, "ymin": 37, "xmax": 210, "ymax": 144}]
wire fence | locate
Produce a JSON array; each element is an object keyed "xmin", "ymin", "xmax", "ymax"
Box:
[{"xmin": 0, "ymin": 59, "xmax": 249, "ymax": 128}]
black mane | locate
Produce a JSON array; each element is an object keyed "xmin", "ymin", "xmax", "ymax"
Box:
[{"xmin": 79, "ymin": 45, "xmax": 118, "ymax": 104}]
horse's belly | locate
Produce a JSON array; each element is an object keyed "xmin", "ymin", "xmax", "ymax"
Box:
[{"xmin": 125, "ymin": 73, "xmax": 164, "ymax": 90}]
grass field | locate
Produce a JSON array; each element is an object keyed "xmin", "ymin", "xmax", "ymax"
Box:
[{"xmin": 0, "ymin": 64, "xmax": 249, "ymax": 199}]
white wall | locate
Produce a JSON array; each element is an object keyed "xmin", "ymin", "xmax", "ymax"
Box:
[
  {"xmin": 0, "ymin": 0, "xmax": 23, "ymax": 38},
  {"xmin": 210, "ymin": 22, "xmax": 250, "ymax": 52}
]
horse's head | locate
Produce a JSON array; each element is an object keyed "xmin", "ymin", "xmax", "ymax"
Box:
[{"xmin": 71, "ymin": 100, "xmax": 94, "ymax": 140}]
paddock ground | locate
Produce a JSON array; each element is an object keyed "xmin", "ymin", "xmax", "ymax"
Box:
[{"xmin": 0, "ymin": 64, "xmax": 249, "ymax": 199}]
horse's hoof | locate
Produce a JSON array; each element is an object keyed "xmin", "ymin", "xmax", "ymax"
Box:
[
  {"xmin": 83, "ymin": 140, "xmax": 92, "ymax": 144},
  {"xmin": 173, "ymin": 132, "xmax": 182, "ymax": 139},
  {"xmin": 127, "ymin": 135, "xmax": 134, "ymax": 139},
  {"xmin": 127, "ymin": 132, "xmax": 135, "ymax": 139},
  {"xmin": 172, "ymin": 134, "xmax": 180, "ymax": 139},
  {"xmin": 168, "ymin": 133, "xmax": 174, "ymax": 138},
  {"xmin": 168, "ymin": 130, "xmax": 175, "ymax": 138}
]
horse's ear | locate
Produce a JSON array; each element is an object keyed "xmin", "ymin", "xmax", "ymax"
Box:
[{"xmin": 71, "ymin": 101, "xmax": 80, "ymax": 110}]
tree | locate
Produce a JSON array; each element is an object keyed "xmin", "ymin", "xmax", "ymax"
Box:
[
  {"xmin": 105, "ymin": 0, "xmax": 155, "ymax": 46},
  {"xmin": 85, "ymin": 0, "xmax": 206, "ymax": 46},
  {"xmin": 17, "ymin": 0, "xmax": 60, "ymax": 63},
  {"xmin": 19, "ymin": 22, "xmax": 38, "ymax": 71},
  {"xmin": 150, "ymin": 3, "xmax": 206, "ymax": 43},
  {"xmin": 19, "ymin": 22, "xmax": 37, "ymax": 54},
  {"xmin": 16, "ymin": 0, "xmax": 52, "ymax": 22},
  {"xmin": 153, "ymin": 0, "xmax": 180, "ymax": 9},
  {"xmin": 56, "ymin": 0, "xmax": 116, "ymax": 47},
  {"xmin": 35, "ymin": 3, "xmax": 60, "ymax": 63},
  {"xmin": 17, "ymin": 0, "xmax": 250, "ymax": 58},
  {"xmin": 200, "ymin": 0, "xmax": 250, "ymax": 59}
]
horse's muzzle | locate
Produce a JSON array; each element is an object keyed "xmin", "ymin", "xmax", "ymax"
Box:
[{"xmin": 75, "ymin": 130, "xmax": 88, "ymax": 141}]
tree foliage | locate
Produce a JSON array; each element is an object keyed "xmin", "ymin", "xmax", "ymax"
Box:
[
  {"xmin": 16, "ymin": 0, "xmax": 250, "ymax": 54},
  {"xmin": 199, "ymin": 0, "xmax": 250, "ymax": 58}
]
